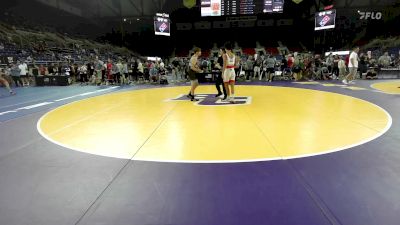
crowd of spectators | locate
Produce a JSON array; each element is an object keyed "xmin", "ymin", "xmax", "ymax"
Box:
[
  {"xmin": 166, "ymin": 48, "xmax": 400, "ymax": 83},
  {"xmin": 2, "ymin": 47, "xmax": 400, "ymax": 89}
]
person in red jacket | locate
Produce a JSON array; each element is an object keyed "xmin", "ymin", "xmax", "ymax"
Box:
[
  {"xmin": 106, "ymin": 59, "xmax": 114, "ymax": 85},
  {"xmin": 287, "ymin": 54, "xmax": 294, "ymax": 68}
]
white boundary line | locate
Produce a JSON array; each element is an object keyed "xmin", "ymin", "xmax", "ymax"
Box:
[
  {"xmin": 0, "ymin": 110, "xmax": 17, "ymax": 116},
  {"xmin": 1, "ymin": 87, "xmax": 119, "ymax": 118},
  {"xmin": 36, "ymin": 85, "xmax": 393, "ymax": 164},
  {"xmin": 16, "ymin": 102, "xmax": 53, "ymax": 110}
]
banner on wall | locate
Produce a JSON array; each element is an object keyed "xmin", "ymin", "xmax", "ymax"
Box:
[{"xmin": 183, "ymin": 0, "xmax": 196, "ymax": 9}]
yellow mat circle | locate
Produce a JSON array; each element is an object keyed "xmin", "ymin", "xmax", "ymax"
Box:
[
  {"xmin": 38, "ymin": 86, "xmax": 391, "ymax": 163},
  {"xmin": 371, "ymin": 81, "xmax": 400, "ymax": 95}
]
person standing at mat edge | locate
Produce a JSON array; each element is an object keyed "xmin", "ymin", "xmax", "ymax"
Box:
[
  {"xmin": 223, "ymin": 42, "xmax": 238, "ymax": 103},
  {"xmin": 187, "ymin": 48, "xmax": 203, "ymax": 101},
  {"xmin": 343, "ymin": 47, "xmax": 359, "ymax": 85}
]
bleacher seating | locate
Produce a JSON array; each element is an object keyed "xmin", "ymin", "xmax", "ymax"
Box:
[
  {"xmin": 266, "ymin": 47, "xmax": 279, "ymax": 55},
  {"xmin": 0, "ymin": 21, "xmax": 136, "ymax": 66},
  {"xmin": 243, "ymin": 48, "xmax": 256, "ymax": 56}
]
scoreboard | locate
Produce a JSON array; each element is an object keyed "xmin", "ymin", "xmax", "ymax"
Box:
[{"xmin": 201, "ymin": 0, "xmax": 284, "ymax": 17}]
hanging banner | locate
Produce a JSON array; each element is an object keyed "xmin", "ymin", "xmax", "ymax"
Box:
[{"xmin": 183, "ymin": 0, "xmax": 196, "ymax": 9}]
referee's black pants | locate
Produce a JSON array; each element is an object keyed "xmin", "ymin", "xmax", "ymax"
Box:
[{"xmin": 215, "ymin": 72, "xmax": 227, "ymax": 97}]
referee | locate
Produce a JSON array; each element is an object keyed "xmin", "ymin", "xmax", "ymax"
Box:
[{"xmin": 214, "ymin": 48, "xmax": 227, "ymax": 99}]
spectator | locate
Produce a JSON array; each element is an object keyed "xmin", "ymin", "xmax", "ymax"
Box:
[
  {"xmin": 159, "ymin": 60, "xmax": 165, "ymax": 70},
  {"xmin": 93, "ymin": 58, "xmax": 104, "ymax": 85},
  {"xmin": 303, "ymin": 56, "xmax": 313, "ymax": 81},
  {"xmin": 395, "ymin": 55, "xmax": 400, "ymax": 68},
  {"xmin": 137, "ymin": 59, "xmax": 144, "ymax": 81},
  {"xmin": 281, "ymin": 55, "xmax": 289, "ymax": 73},
  {"xmin": 62, "ymin": 62, "xmax": 71, "ymax": 76},
  {"xmin": 287, "ymin": 54, "xmax": 294, "ymax": 69},
  {"xmin": 332, "ymin": 55, "xmax": 339, "ymax": 79},
  {"xmin": 72, "ymin": 63, "xmax": 79, "ymax": 82},
  {"xmin": 57, "ymin": 63, "xmax": 63, "ymax": 75},
  {"xmin": 106, "ymin": 59, "xmax": 114, "ymax": 85},
  {"xmin": 47, "ymin": 63, "xmax": 55, "ymax": 75},
  {"xmin": 18, "ymin": 61, "xmax": 29, "ymax": 86},
  {"xmin": 39, "ymin": 64, "xmax": 47, "ymax": 75},
  {"xmin": 366, "ymin": 67, "xmax": 378, "ymax": 79},
  {"xmin": 359, "ymin": 54, "xmax": 368, "ymax": 78},
  {"xmin": 87, "ymin": 62, "xmax": 94, "ymax": 79},
  {"xmin": 390, "ymin": 53, "xmax": 396, "ymax": 66},
  {"xmin": 149, "ymin": 62, "xmax": 158, "ymax": 83},
  {"xmin": 122, "ymin": 61, "xmax": 129, "ymax": 85},
  {"xmin": 245, "ymin": 56, "xmax": 254, "ymax": 81},
  {"xmin": 129, "ymin": 60, "xmax": 137, "ymax": 83},
  {"xmin": 264, "ymin": 55, "xmax": 276, "ymax": 82},
  {"xmin": 338, "ymin": 56, "xmax": 346, "ymax": 80},
  {"xmin": 345, "ymin": 54, "xmax": 350, "ymax": 67},
  {"xmin": 112, "ymin": 61, "xmax": 120, "ymax": 84},
  {"xmin": 254, "ymin": 56, "xmax": 262, "ymax": 80},
  {"xmin": 79, "ymin": 63, "xmax": 88, "ymax": 85},
  {"xmin": 171, "ymin": 58, "xmax": 180, "ymax": 81},
  {"xmin": 10, "ymin": 63, "xmax": 22, "ymax": 87},
  {"xmin": 102, "ymin": 60, "xmax": 107, "ymax": 84},
  {"xmin": 378, "ymin": 52, "xmax": 391, "ymax": 68},
  {"xmin": 325, "ymin": 53, "xmax": 334, "ymax": 73},
  {"xmin": 292, "ymin": 55, "xmax": 303, "ymax": 81},
  {"xmin": 320, "ymin": 66, "xmax": 330, "ymax": 80}
]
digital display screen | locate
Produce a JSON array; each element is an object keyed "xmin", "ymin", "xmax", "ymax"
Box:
[
  {"xmin": 201, "ymin": 0, "xmax": 284, "ymax": 17},
  {"xmin": 154, "ymin": 13, "xmax": 171, "ymax": 36},
  {"xmin": 315, "ymin": 9, "xmax": 336, "ymax": 31}
]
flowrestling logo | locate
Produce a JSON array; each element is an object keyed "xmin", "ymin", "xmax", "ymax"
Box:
[
  {"xmin": 358, "ymin": 11, "xmax": 382, "ymax": 20},
  {"xmin": 319, "ymin": 15, "xmax": 331, "ymax": 27},
  {"xmin": 159, "ymin": 23, "xmax": 167, "ymax": 32},
  {"xmin": 167, "ymin": 94, "xmax": 252, "ymax": 106}
]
